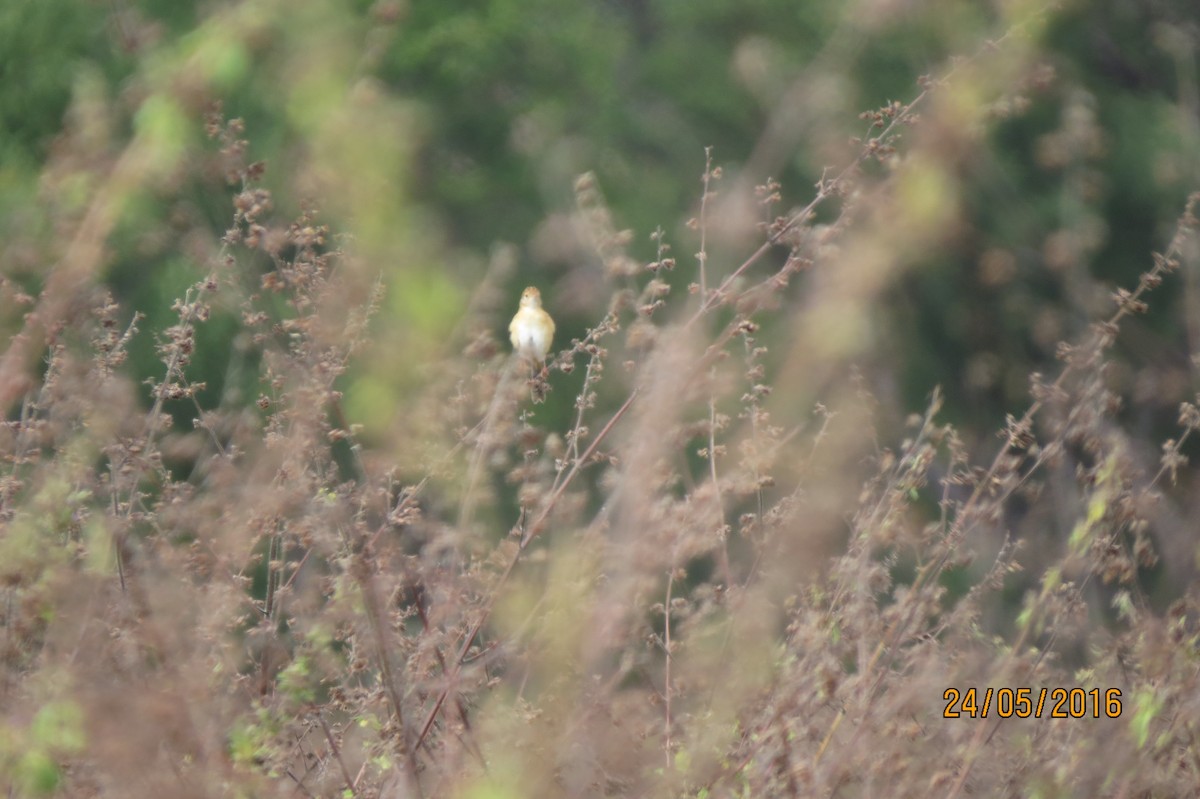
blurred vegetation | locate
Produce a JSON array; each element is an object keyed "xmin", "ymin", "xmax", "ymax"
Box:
[
  {"xmin": 3, "ymin": 0, "xmax": 1197, "ymax": 437},
  {"xmin": 3, "ymin": 0, "xmax": 1200, "ymax": 796}
]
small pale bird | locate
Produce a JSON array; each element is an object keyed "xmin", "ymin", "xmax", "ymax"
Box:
[{"xmin": 509, "ymin": 286, "xmax": 555, "ymax": 372}]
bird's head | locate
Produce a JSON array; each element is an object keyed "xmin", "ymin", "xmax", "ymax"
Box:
[{"xmin": 519, "ymin": 286, "xmax": 543, "ymax": 308}]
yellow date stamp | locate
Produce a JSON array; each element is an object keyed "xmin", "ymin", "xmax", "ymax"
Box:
[{"xmin": 943, "ymin": 687, "xmax": 1122, "ymax": 719}]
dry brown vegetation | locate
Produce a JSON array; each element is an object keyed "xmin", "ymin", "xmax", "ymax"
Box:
[{"xmin": 4, "ymin": 7, "xmax": 1200, "ymax": 799}]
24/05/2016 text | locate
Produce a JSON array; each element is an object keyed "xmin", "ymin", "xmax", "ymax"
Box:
[{"xmin": 943, "ymin": 687, "xmax": 1122, "ymax": 719}]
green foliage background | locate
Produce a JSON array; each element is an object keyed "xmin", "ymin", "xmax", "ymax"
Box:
[{"xmin": 3, "ymin": 0, "xmax": 1197, "ymax": 441}]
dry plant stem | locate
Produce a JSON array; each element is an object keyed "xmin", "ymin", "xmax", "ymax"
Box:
[
  {"xmin": 523, "ymin": 387, "xmax": 639, "ymax": 547},
  {"xmin": 551, "ymin": 347, "xmax": 603, "ymax": 497},
  {"xmin": 683, "ymin": 86, "xmax": 917, "ymax": 329},
  {"xmin": 410, "ymin": 587, "xmax": 489, "ymax": 772},
  {"xmin": 663, "ymin": 567, "xmax": 675, "ymax": 772},
  {"xmin": 686, "ymin": 198, "xmax": 813, "ymax": 329},
  {"xmin": 318, "ymin": 714, "xmax": 360, "ymax": 798},
  {"xmin": 114, "ymin": 278, "xmax": 219, "ymax": 592},
  {"xmin": 458, "ymin": 356, "xmax": 520, "ymax": 531},
  {"xmin": 698, "ymin": 145, "xmax": 713, "ymax": 297},
  {"xmin": 740, "ymin": 332, "xmax": 767, "ymax": 582},
  {"xmin": 688, "ymin": 7, "xmax": 1049, "ymax": 332},
  {"xmin": 412, "ymin": 542, "xmax": 521, "ymax": 752},
  {"xmin": 355, "ymin": 549, "xmax": 426, "ymax": 798},
  {"xmin": 707, "ymin": 384, "xmax": 733, "ymax": 583},
  {"xmin": 550, "ymin": 312, "xmax": 620, "ymax": 469},
  {"xmin": 414, "ymin": 389, "xmax": 640, "ymax": 752},
  {"xmin": 285, "ymin": 768, "xmax": 317, "ymax": 799},
  {"xmin": 696, "ymin": 148, "xmax": 735, "ymax": 586}
]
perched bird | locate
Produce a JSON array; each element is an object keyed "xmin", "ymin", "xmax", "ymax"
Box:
[{"xmin": 509, "ymin": 286, "xmax": 555, "ymax": 372}]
